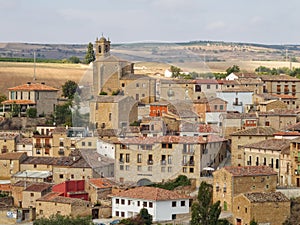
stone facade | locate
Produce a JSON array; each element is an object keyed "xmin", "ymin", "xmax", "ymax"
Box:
[
  {"xmin": 0, "ymin": 132, "xmax": 20, "ymax": 154},
  {"xmin": 258, "ymin": 110, "xmax": 297, "ymax": 130},
  {"xmin": 114, "ymin": 135, "xmax": 226, "ymax": 187},
  {"xmin": 90, "ymin": 96, "xmax": 138, "ymax": 130},
  {"xmin": 232, "ymin": 192, "xmax": 290, "ymax": 225},
  {"xmin": 230, "ymin": 127, "xmax": 277, "ymax": 167},
  {"xmin": 0, "ymin": 152, "xmax": 27, "ymax": 179},
  {"xmin": 213, "ymin": 166, "xmax": 277, "ymax": 212}
]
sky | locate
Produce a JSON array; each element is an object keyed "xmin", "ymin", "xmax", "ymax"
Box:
[{"xmin": 0, "ymin": 0, "xmax": 300, "ymax": 45}]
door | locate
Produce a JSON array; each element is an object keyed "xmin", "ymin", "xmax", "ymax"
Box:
[{"xmin": 236, "ymin": 218, "xmax": 242, "ymax": 225}]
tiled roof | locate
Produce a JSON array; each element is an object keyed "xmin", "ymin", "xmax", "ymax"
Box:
[
  {"xmin": 7, "ymin": 83, "xmax": 59, "ymax": 91},
  {"xmin": 271, "ymin": 94, "xmax": 298, "ymax": 99},
  {"xmin": 79, "ymin": 149, "xmax": 114, "ymax": 169},
  {"xmin": 52, "ymin": 127, "xmax": 66, "ymax": 134},
  {"xmin": 97, "ymin": 129, "xmax": 119, "ymax": 137},
  {"xmin": 111, "ymin": 186, "xmax": 190, "ymax": 201},
  {"xmin": 243, "ymin": 139, "xmax": 291, "ymax": 151},
  {"xmin": 243, "ymin": 192, "xmax": 289, "ymax": 203},
  {"xmin": 88, "ymin": 178, "xmax": 114, "ymax": 189},
  {"xmin": 220, "ymin": 112, "xmax": 257, "ymax": 119},
  {"xmin": 0, "ymin": 184, "xmax": 11, "ymax": 192},
  {"xmin": 223, "ymin": 166, "xmax": 277, "ymax": 177},
  {"xmin": 37, "ymin": 192, "xmax": 90, "ymax": 204},
  {"xmin": 21, "ymin": 156, "xmax": 89, "ymax": 168},
  {"xmin": 274, "ymin": 131, "xmax": 300, "ymax": 136},
  {"xmin": 193, "ymin": 97, "xmax": 227, "ymax": 104},
  {"xmin": 230, "ymin": 127, "xmax": 278, "ymax": 136},
  {"xmin": 286, "ymin": 122, "xmax": 300, "ymax": 131},
  {"xmin": 217, "ymin": 87, "xmax": 253, "ymax": 92},
  {"xmin": 258, "ymin": 109, "xmax": 297, "ymax": 116},
  {"xmin": 260, "ymin": 74, "xmax": 300, "ymax": 81},
  {"xmin": 113, "ymin": 135, "xmax": 225, "ymax": 145},
  {"xmin": 12, "ymin": 180, "xmax": 35, "ymax": 187},
  {"xmin": 17, "ymin": 138, "xmax": 33, "ymax": 145},
  {"xmin": 1, "ymin": 100, "xmax": 36, "ymax": 105},
  {"xmin": 0, "ymin": 152, "xmax": 27, "ymax": 160},
  {"xmin": 24, "ymin": 183, "xmax": 52, "ymax": 192},
  {"xmin": 0, "ymin": 132, "xmax": 20, "ymax": 140},
  {"xmin": 234, "ymin": 73, "xmax": 258, "ymax": 79}
]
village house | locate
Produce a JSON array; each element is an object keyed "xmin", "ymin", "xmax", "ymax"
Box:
[
  {"xmin": 1, "ymin": 82, "xmax": 58, "ymax": 116},
  {"xmin": 257, "ymin": 99, "xmax": 287, "ymax": 112},
  {"xmin": 213, "ymin": 166, "xmax": 277, "ymax": 212},
  {"xmin": 113, "ymin": 135, "xmax": 226, "ymax": 187},
  {"xmin": 111, "ymin": 186, "xmax": 191, "ymax": 222},
  {"xmin": 90, "ymin": 96, "xmax": 138, "ymax": 130},
  {"xmin": 242, "ymin": 139, "xmax": 291, "ymax": 182},
  {"xmin": 288, "ymin": 137, "xmax": 300, "ymax": 187},
  {"xmin": 0, "ymin": 132, "xmax": 20, "ymax": 154},
  {"xmin": 232, "ymin": 192, "xmax": 290, "ymax": 225},
  {"xmin": 22, "ymin": 183, "xmax": 52, "ymax": 209},
  {"xmin": 0, "ymin": 152, "xmax": 27, "ymax": 179},
  {"xmin": 272, "ymin": 94, "xmax": 298, "ymax": 109},
  {"xmin": 85, "ymin": 178, "xmax": 114, "ymax": 204},
  {"xmin": 36, "ymin": 192, "xmax": 92, "ymax": 218},
  {"xmin": 52, "ymin": 180, "xmax": 88, "ymax": 200},
  {"xmin": 257, "ymin": 109, "xmax": 297, "ymax": 130},
  {"xmin": 219, "ymin": 112, "xmax": 258, "ymax": 139},
  {"xmin": 16, "ymin": 138, "xmax": 33, "ymax": 156},
  {"xmin": 222, "ymin": 76, "xmax": 263, "ymax": 95},
  {"xmin": 230, "ymin": 127, "xmax": 278, "ymax": 166},
  {"xmin": 260, "ymin": 74, "xmax": 300, "ymax": 106},
  {"xmin": 216, "ymin": 88, "xmax": 253, "ymax": 113}
]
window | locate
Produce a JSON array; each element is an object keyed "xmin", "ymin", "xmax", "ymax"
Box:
[
  {"xmin": 137, "ymin": 154, "xmax": 142, "ymax": 163},
  {"xmin": 161, "ymin": 167, "xmax": 166, "ymax": 172},
  {"xmin": 121, "ymin": 212, "xmax": 125, "ymax": 217},
  {"xmin": 116, "ymin": 211, "xmax": 119, "ymax": 216},
  {"xmin": 137, "ymin": 201, "xmax": 140, "ymax": 206},
  {"xmin": 220, "ymin": 105, "xmax": 224, "ymax": 110},
  {"xmin": 162, "ymin": 143, "xmax": 172, "ymax": 149},
  {"xmin": 136, "ymin": 83, "xmax": 139, "ymax": 88},
  {"xmin": 181, "ymin": 201, "xmax": 186, "ymax": 206},
  {"xmin": 183, "ymin": 167, "xmax": 187, "ymax": 173},
  {"xmin": 143, "ymin": 202, "xmax": 147, "ymax": 207},
  {"xmin": 30, "ymin": 193, "xmax": 34, "ymax": 197},
  {"xmin": 126, "ymin": 154, "xmax": 130, "ymax": 163},
  {"xmin": 128, "ymin": 200, "xmax": 131, "ymax": 205},
  {"xmin": 189, "ymin": 167, "xmax": 194, "ymax": 173},
  {"xmin": 137, "ymin": 166, "xmax": 142, "ymax": 171},
  {"xmin": 195, "ymin": 85, "xmax": 201, "ymax": 92},
  {"xmin": 82, "ymin": 142, "xmax": 86, "ymax": 146},
  {"xmin": 59, "ymin": 174, "xmax": 64, "ymax": 179},
  {"xmin": 245, "ymin": 207, "xmax": 248, "ymax": 213},
  {"xmin": 149, "ymin": 202, "xmax": 153, "ymax": 208},
  {"xmin": 116, "ymin": 199, "xmax": 119, "ymax": 204},
  {"xmin": 121, "ymin": 83, "xmax": 125, "ymax": 87},
  {"xmin": 172, "ymin": 201, "xmax": 177, "ymax": 207},
  {"xmin": 168, "ymin": 155, "xmax": 172, "ymax": 164},
  {"xmin": 168, "ymin": 167, "xmax": 172, "ymax": 172},
  {"xmin": 121, "ymin": 199, "xmax": 125, "ymax": 205},
  {"xmin": 214, "ymin": 105, "xmax": 218, "ymax": 110},
  {"xmin": 172, "ymin": 214, "xmax": 176, "ymax": 220},
  {"xmin": 125, "ymin": 165, "xmax": 130, "ymax": 171},
  {"xmin": 120, "ymin": 165, "xmax": 124, "ymax": 170},
  {"xmin": 148, "ymin": 166, "xmax": 152, "ymax": 171},
  {"xmin": 276, "ymin": 159, "xmax": 279, "ymax": 169},
  {"xmin": 71, "ymin": 174, "xmax": 74, "ymax": 179},
  {"xmin": 88, "ymin": 142, "xmax": 92, "ymax": 147},
  {"xmin": 39, "ymin": 210, "xmax": 43, "ymax": 215},
  {"xmin": 207, "ymin": 84, "xmax": 211, "ymax": 89},
  {"xmin": 34, "ymin": 164, "xmax": 37, "ymax": 168},
  {"xmin": 109, "ymin": 113, "xmax": 112, "ymax": 121}
]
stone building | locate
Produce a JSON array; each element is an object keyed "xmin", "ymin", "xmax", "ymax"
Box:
[
  {"xmin": 0, "ymin": 132, "xmax": 20, "ymax": 154},
  {"xmin": 230, "ymin": 127, "xmax": 278, "ymax": 166},
  {"xmin": 85, "ymin": 178, "xmax": 114, "ymax": 204},
  {"xmin": 113, "ymin": 135, "xmax": 227, "ymax": 187},
  {"xmin": 22, "ymin": 183, "xmax": 52, "ymax": 208},
  {"xmin": 257, "ymin": 99, "xmax": 287, "ymax": 112},
  {"xmin": 258, "ymin": 109, "xmax": 297, "ymax": 130},
  {"xmin": 0, "ymin": 152, "xmax": 27, "ymax": 179},
  {"xmin": 213, "ymin": 166, "xmax": 277, "ymax": 212},
  {"xmin": 90, "ymin": 96, "xmax": 138, "ymax": 130},
  {"xmin": 242, "ymin": 139, "xmax": 291, "ymax": 182},
  {"xmin": 1, "ymin": 82, "xmax": 58, "ymax": 116},
  {"xmin": 232, "ymin": 192, "xmax": 290, "ymax": 225},
  {"xmin": 260, "ymin": 74, "xmax": 300, "ymax": 106},
  {"xmin": 36, "ymin": 192, "xmax": 91, "ymax": 218}
]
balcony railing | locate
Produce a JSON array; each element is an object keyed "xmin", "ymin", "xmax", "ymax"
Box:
[
  {"xmin": 233, "ymin": 102, "xmax": 243, "ymax": 106},
  {"xmin": 147, "ymin": 160, "xmax": 153, "ymax": 165}
]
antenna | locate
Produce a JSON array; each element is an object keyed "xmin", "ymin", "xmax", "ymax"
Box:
[{"xmin": 33, "ymin": 51, "xmax": 36, "ymax": 81}]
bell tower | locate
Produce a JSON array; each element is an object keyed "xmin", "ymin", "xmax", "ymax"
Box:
[{"xmin": 95, "ymin": 36, "xmax": 111, "ymax": 59}]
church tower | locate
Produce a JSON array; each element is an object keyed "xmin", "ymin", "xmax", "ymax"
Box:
[{"xmin": 95, "ymin": 36, "xmax": 111, "ymax": 59}]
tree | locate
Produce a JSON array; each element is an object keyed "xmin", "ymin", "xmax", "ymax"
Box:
[
  {"xmin": 33, "ymin": 214, "xmax": 92, "ymax": 225},
  {"xmin": 0, "ymin": 93, "xmax": 7, "ymax": 104},
  {"xmin": 120, "ymin": 208, "xmax": 152, "ymax": 225},
  {"xmin": 85, "ymin": 42, "xmax": 95, "ymax": 64},
  {"xmin": 68, "ymin": 56, "xmax": 81, "ymax": 64},
  {"xmin": 62, "ymin": 80, "xmax": 79, "ymax": 100},
  {"xmin": 170, "ymin": 65, "xmax": 182, "ymax": 78},
  {"xmin": 54, "ymin": 102, "xmax": 72, "ymax": 126},
  {"xmin": 226, "ymin": 65, "xmax": 240, "ymax": 75},
  {"xmin": 26, "ymin": 108, "xmax": 37, "ymax": 118},
  {"xmin": 191, "ymin": 182, "xmax": 228, "ymax": 225}
]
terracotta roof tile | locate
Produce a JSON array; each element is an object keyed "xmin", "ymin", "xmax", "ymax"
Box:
[
  {"xmin": 0, "ymin": 132, "xmax": 20, "ymax": 140},
  {"xmin": 24, "ymin": 183, "xmax": 52, "ymax": 192},
  {"xmin": 243, "ymin": 192, "xmax": 289, "ymax": 203},
  {"xmin": 223, "ymin": 166, "xmax": 277, "ymax": 177},
  {"xmin": 1, "ymin": 100, "xmax": 36, "ymax": 105},
  {"xmin": 243, "ymin": 139, "xmax": 291, "ymax": 151},
  {"xmin": 258, "ymin": 109, "xmax": 297, "ymax": 116},
  {"xmin": 231, "ymin": 127, "xmax": 278, "ymax": 136},
  {"xmin": 260, "ymin": 74, "xmax": 300, "ymax": 81},
  {"xmin": 271, "ymin": 94, "xmax": 298, "ymax": 99},
  {"xmin": 111, "ymin": 186, "xmax": 190, "ymax": 201},
  {"xmin": 0, "ymin": 152, "xmax": 27, "ymax": 160},
  {"xmin": 37, "ymin": 192, "xmax": 90, "ymax": 204},
  {"xmin": 0, "ymin": 184, "xmax": 11, "ymax": 192},
  {"xmin": 8, "ymin": 83, "xmax": 59, "ymax": 91},
  {"xmin": 286, "ymin": 122, "xmax": 300, "ymax": 131},
  {"xmin": 88, "ymin": 178, "xmax": 114, "ymax": 189}
]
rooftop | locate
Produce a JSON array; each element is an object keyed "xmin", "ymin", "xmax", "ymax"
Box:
[
  {"xmin": 223, "ymin": 166, "xmax": 277, "ymax": 177},
  {"xmin": 243, "ymin": 139, "xmax": 291, "ymax": 151},
  {"xmin": 24, "ymin": 183, "xmax": 52, "ymax": 192},
  {"xmin": 258, "ymin": 109, "xmax": 297, "ymax": 116},
  {"xmin": 7, "ymin": 83, "xmax": 59, "ymax": 91},
  {"xmin": 0, "ymin": 132, "xmax": 20, "ymax": 140},
  {"xmin": 94, "ymin": 95, "xmax": 131, "ymax": 103},
  {"xmin": 260, "ymin": 74, "xmax": 300, "ymax": 81},
  {"xmin": 111, "ymin": 186, "xmax": 190, "ymax": 201},
  {"xmin": 230, "ymin": 127, "xmax": 278, "ymax": 136},
  {"xmin": 88, "ymin": 178, "xmax": 114, "ymax": 189},
  {"xmin": 37, "ymin": 192, "xmax": 90, "ymax": 204},
  {"xmin": 13, "ymin": 170, "xmax": 52, "ymax": 179},
  {"xmin": 243, "ymin": 192, "xmax": 289, "ymax": 203},
  {"xmin": 1, "ymin": 100, "xmax": 36, "ymax": 105},
  {"xmin": 0, "ymin": 152, "xmax": 27, "ymax": 160},
  {"xmin": 220, "ymin": 112, "xmax": 257, "ymax": 119}
]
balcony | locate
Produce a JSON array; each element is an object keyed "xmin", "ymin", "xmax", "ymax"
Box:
[
  {"xmin": 233, "ymin": 102, "xmax": 243, "ymax": 106},
  {"xmin": 182, "ymin": 149, "xmax": 194, "ymax": 155},
  {"xmin": 35, "ymin": 143, "xmax": 42, "ymax": 148},
  {"xmin": 161, "ymin": 160, "xmax": 166, "ymax": 165},
  {"xmin": 44, "ymin": 143, "xmax": 51, "ymax": 148},
  {"xmin": 188, "ymin": 161, "xmax": 195, "ymax": 166}
]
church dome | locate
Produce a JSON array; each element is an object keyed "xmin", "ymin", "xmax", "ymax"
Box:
[{"xmin": 99, "ymin": 36, "xmax": 107, "ymax": 42}]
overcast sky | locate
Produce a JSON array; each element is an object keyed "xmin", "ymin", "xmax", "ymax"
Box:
[{"xmin": 1, "ymin": 0, "xmax": 299, "ymax": 45}]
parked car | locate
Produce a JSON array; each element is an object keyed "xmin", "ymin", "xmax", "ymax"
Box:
[{"xmin": 109, "ymin": 219, "xmax": 120, "ymax": 225}]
